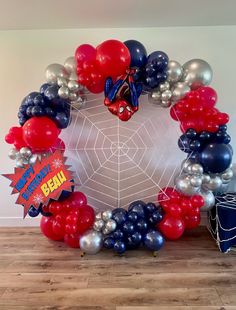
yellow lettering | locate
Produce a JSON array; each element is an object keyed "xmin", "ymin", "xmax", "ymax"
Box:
[
  {"xmin": 41, "ymin": 183, "xmax": 50, "ymax": 197},
  {"xmin": 47, "ymin": 179, "xmax": 55, "ymax": 192},
  {"xmin": 52, "ymin": 175, "xmax": 61, "ymax": 190},
  {"xmin": 57, "ymin": 170, "xmax": 67, "ymax": 184}
]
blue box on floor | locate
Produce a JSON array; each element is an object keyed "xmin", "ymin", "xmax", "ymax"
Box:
[{"xmin": 208, "ymin": 192, "xmax": 236, "ymax": 253}]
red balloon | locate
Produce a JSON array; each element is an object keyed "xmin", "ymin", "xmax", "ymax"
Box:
[
  {"xmin": 96, "ymin": 40, "xmax": 131, "ymax": 77},
  {"xmin": 48, "ymin": 201, "xmax": 64, "ymax": 215},
  {"xmin": 65, "ymin": 224, "xmax": 78, "ymax": 234},
  {"xmin": 78, "ymin": 72, "xmax": 91, "ymax": 87},
  {"xmin": 180, "ymin": 198, "xmax": 193, "ymax": 215},
  {"xmin": 40, "ymin": 216, "xmax": 63, "ymax": 241},
  {"xmin": 162, "ymin": 202, "xmax": 182, "ymax": 218},
  {"xmin": 197, "ymin": 86, "xmax": 217, "ymax": 108},
  {"xmin": 158, "ymin": 215, "xmax": 185, "ymax": 240},
  {"xmin": 77, "ymin": 205, "xmax": 95, "ymax": 234},
  {"xmin": 216, "ymin": 112, "xmax": 229, "ymax": 125},
  {"xmin": 50, "ymin": 138, "xmax": 65, "ymax": 153},
  {"xmin": 75, "ymin": 44, "xmax": 96, "ymax": 66},
  {"xmin": 64, "ymin": 233, "xmax": 81, "ymax": 248},
  {"xmin": 184, "ymin": 214, "xmax": 200, "ymax": 229},
  {"xmin": 66, "ymin": 212, "xmax": 79, "ymax": 225},
  {"xmin": 190, "ymin": 195, "xmax": 205, "ymax": 208},
  {"xmin": 157, "ymin": 187, "xmax": 181, "ymax": 203},
  {"xmin": 69, "ymin": 192, "xmax": 87, "ymax": 208},
  {"xmin": 22, "ymin": 117, "xmax": 59, "ymax": 151},
  {"xmin": 52, "ymin": 220, "xmax": 65, "ymax": 239}
]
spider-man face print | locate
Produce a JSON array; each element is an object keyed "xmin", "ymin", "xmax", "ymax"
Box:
[{"xmin": 108, "ymin": 99, "xmax": 134, "ymax": 121}]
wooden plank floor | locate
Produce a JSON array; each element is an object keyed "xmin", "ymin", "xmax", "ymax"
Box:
[{"xmin": 0, "ymin": 226, "xmax": 235, "ymax": 310}]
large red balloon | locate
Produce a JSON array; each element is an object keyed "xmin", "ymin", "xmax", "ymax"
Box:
[
  {"xmin": 69, "ymin": 192, "xmax": 87, "ymax": 209},
  {"xmin": 75, "ymin": 44, "xmax": 96, "ymax": 66},
  {"xmin": 40, "ymin": 216, "xmax": 63, "ymax": 241},
  {"xmin": 96, "ymin": 40, "xmax": 131, "ymax": 77},
  {"xmin": 64, "ymin": 233, "xmax": 81, "ymax": 248},
  {"xmin": 77, "ymin": 205, "xmax": 95, "ymax": 234},
  {"xmin": 158, "ymin": 215, "xmax": 185, "ymax": 240},
  {"xmin": 23, "ymin": 117, "xmax": 59, "ymax": 151}
]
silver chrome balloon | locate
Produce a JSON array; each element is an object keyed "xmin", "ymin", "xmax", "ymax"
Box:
[
  {"xmin": 58, "ymin": 86, "xmax": 70, "ymax": 99},
  {"xmin": 182, "ymin": 59, "xmax": 213, "ymax": 90},
  {"xmin": 167, "ymin": 60, "xmax": 183, "ymax": 84},
  {"xmin": 28, "ymin": 154, "xmax": 38, "ymax": 165},
  {"xmin": 69, "ymin": 92, "xmax": 78, "ymax": 102},
  {"xmin": 171, "ymin": 82, "xmax": 190, "ymax": 102},
  {"xmin": 203, "ymin": 176, "xmax": 223, "ymax": 191},
  {"xmin": 181, "ymin": 159, "xmax": 194, "ymax": 173},
  {"xmin": 221, "ymin": 168, "xmax": 234, "ymax": 181},
  {"xmin": 175, "ymin": 174, "xmax": 200, "ymax": 196},
  {"xmin": 68, "ymin": 80, "xmax": 79, "ymax": 92},
  {"xmin": 15, "ymin": 158, "xmax": 24, "ymax": 168},
  {"xmin": 20, "ymin": 147, "xmax": 32, "ymax": 158},
  {"xmin": 104, "ymin": 219, "xmax": 117, "ymax": 233},
  {"xmin": 159, "ymin": 81, "xmax": 170, "ymax": 92},
  {"xmin": 190, "ymin": 163, "xmax": 204, "ymax": 175},
  {"xmin": 95, "ymin": 212, "xmax": 102, "ymax": 220},
  {"xmin": 57, "ymin": 77, "xmax": 68, "ymax": 87},
  {"xmin": 200, "ymin": 189, "xmax": 215, "ymax": 211},
  {"xmin": 161, "ymin": 100, "xmax": 171, "ymax": 108},
  {"xmin": 202, "ymin": 174, "xmax": 211, "ymax": 184},
  {"xmin": 80, "ymin": 230, "xmax": 103, "ymax": 254},
  {"xmin": 148, "ymin": 90, "xmax": 161, "ymax": 104},
  {"xmin": 93, "ymin": 219, "xmax": 105, "ymax": 232},
  {"xmin": 190, "ymin": 175, "xmax": 202, "ymax": 188},
  {"xmin": 45, "ymin": 63, "xmax": 69, "ymax": 84},
  {"xmin": 64, "ymin": 56, "xmax": 76, "ymax": 73},
  {"xmin": 161, "ymin": 90, "xmax": 172, "ymax": 101},
  {"xmin": 101, "ymin": 210, "xmax": 112, "ymax": 221},
  {"xmin": 8, "ymin": 148, "xmax": 18, "ymax": 160}
]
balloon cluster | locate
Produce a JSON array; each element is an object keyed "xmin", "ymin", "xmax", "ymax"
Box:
[
  {"xmin": 45, "ymin": 58, "xmax": 86, "ymax": 110},
  {"xmin": 157, "ymin": 187, "xmax": 204, "ymax": 239},
  {"xmin": 8, "ymin": 146, "xmax": 48, "ymax": 168},
  {"xmin": 103, "ymin": 201, "xmax": 164, "ymax": 254},
  {"xmin": 170, "ymin": 86, "xmax": 229, "ymax": 133},
  {"xmin": 93, "ymin": 210, "xmax": 117, "ymax": 235},
  {"xmin": 75, "ymin": 40, "xmax": 131, "ymax": 94},
  {"xmin": 40, "ymin": 192, "xmax": 98, "ymax": 248}
]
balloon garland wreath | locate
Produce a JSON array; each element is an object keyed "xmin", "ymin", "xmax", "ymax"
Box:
[{"xmin": 5, "ymin": 39, "xmax": 234, "ymax": 255}]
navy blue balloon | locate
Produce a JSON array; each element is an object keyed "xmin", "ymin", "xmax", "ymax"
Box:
[
  {"xmin": 44, "ymin": 85, "xmax": 59, "ymax": 101},
  {"xmin": 103, "ymin": 237, "xmax": 115, "ymax": 249},
  {"xmin": 126, "ymin": 232, "xmax": 142, "ymax": 249},
  {"xmin": 127, "ymin": 211, "xmax": 138, "ymax": 223},
  {"xmin": 198, "ymin": 143, "xmax": 232, "ymax": 173},
  {"xmin": 114, "ymin": 240, "xmax": 126, "ymax": 254},
  {"xmin": 186, "ymin": 129, "xmax": 197, "ymax": 139},
  {"xmin": 148, "ymin": 210, "xmax": 163, "ymax": 226},
  {"xmin": 143, "ymin": 230, "xmax": 164, "ymax": 251},
  {"xmin": 145, "ymin": 202, "xmax": 157, "ymax": 214},
  {"xmin": 23, "ymin": 92, "xmax": 39, "ymax": 106},
  {"xmin": 113, "ymin": 229, "xmax": 124, "ymax": 240},
  {"xmin": 33, "ymin": 94, "xmax": 46, "ymax": 106},
  {"xmin": 215, "ymin": 131, "xmax": 231, "ymax": 144},
  {"xmin": 178, "ymin": 135, "xmax": 190, "ymax": 153},
  {"xmin": 54, "ymin": 112, "xmax": 70, "ymax": 129},
  {"xmin": 189, "ymin": 140, "xmax": 201, "ymax": 152},
  {"xmin": 124, "ymin": 40, "xmax": 147, "ymax": 68},
  {"xmin": 45, "ymin": 107, "xmax": 56, "ymax": 117},
  {"xmin": 122, "ymin": 221, "xmax": 135, "ymax": 235},
  {"xmin": 219, "ymin": 125, "xmax": 227, "ymax": 132},
  {"xmin": 112, "ymin": 208, "xmax": 126, "ymax": 215},
  {"xmin": 128, "ymin": 201, "xmax": 146, "ymax": 218},
  {"xmin": 31, "ymin": 106, "xmax": 44, "ymax": 116},
  {"xmin": 199, "ymin": 131, "xmax": 212, "ymax": 142},
  {"xmin": 136, "ymin": 218, "xmax": 148, "ymax": 233},
  {"xmin": 148, "ymin": 51, "xmax": 168, "ymax": 68},
  {"xmin": 39, "ymin": 205, "xmax": 52, "ymax": 217},
  {"xmin": 145, "ymin": 63, "xmax": 156, "ymax": 77},
  {"xmin": 112, "ymin": 209, "xmax": 127, "ymax": 226},
  {"xmin": 40, "ymin": 83, "xmax": 50, "ymax": 94},
  {"xmin": 28, "ymin": 206, "xmax": 40, "ymax": 217}
]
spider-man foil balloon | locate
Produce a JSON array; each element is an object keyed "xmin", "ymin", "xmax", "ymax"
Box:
[{"xmin": 104, "ymin": 70, "xmax": 142, "ymax": 121}]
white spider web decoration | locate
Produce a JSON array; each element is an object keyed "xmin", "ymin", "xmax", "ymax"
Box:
[{"xmin": 61, "ymin": 94, "xmax": 185, "ymax": 213}]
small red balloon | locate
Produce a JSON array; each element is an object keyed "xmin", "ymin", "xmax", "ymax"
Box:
[
  {"xmin": 184, "ymin": 214, "xmax": 200, "ymax": 229},
  {"xmin": 75, "ymin": 44, "xmax": 96, "ymax": 66},
  {"xmin": 69, "ymin": 192, "xmax": 87, "ymax": 209},
  {"xmin": 22, "ymin": 117, "xmax": 59, "ymax": 151},
  {"xmin": 190, "ymin": 195, "xmax": 205, "ymax": 208},
  {"xmin": 96, "ymin": 39, "xmax": 131, "ymax": 77},
  {"xmin": 197, "ymin": 86, "xmax": 217, "ymax": 108},
  {"xmin": 77, "ymin": 205, "xmax": 95, "ymax": 234},
  {"xmin": 158, "ymin": 215, "xmax": 185, "ymax": 240}
]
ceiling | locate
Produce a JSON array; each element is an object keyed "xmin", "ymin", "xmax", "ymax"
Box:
[{"xmin": 0, "ymin": 0, "xmax": 236, "ymax": 30}]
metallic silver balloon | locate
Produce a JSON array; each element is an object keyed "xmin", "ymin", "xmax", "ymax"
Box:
[
  {"xmin": 8, "ymin": 148, "xmax": 18, "ymax": 160},
  {"xmin": 80, "ymin": 230, "xmax": 103, "ymax": 254},
  {"xmin": 68, "ymin": 80, "xmax": 79, "ymax": 92},
  {"xmin": 69, "ymin": 70, "xmax": 78, "ymax": 81},
  {"xmin": 161, "ymin": 90, "xmax": 172, "ymax": 101},
  {"xmin": 95, "ymin": 212, "xmax": 102, "ymax": 220},
  {"xmin": 148, "ymin": 91, "xmax": 161, "ymax": 105},
  {"xmin": 182, "ymin": 59, "xmax": 213, "ymax": 90},
  {"xmin": 101, "ymin": 210, "xmax": 112, "ymax": 221},
  {"xmin": 181, "ymin": 159, "xmax": 194, "ymax": 173},
  {"xmin": 93, "ymin": 219, "xmax": 104, "ymax": 232},
  {"xmin": 221, "ymin": 168, "xmax": 234, "ymax": 181},
  {"xmin": 175, "ymin": 174, "xmax": 200, "ymax": 196},
  {"xmin": 64, "ymin": 56, "xmax": 76, "ymax": 73},
  {"xmin": 200, "ymin": 189, "xmax": 215, "ymax": 211},
  {"xmin": 167, "ymin": 60, "xmax": 183, "ymax": 84},
  {"xmin": 202, "ymin": 174, "xmax": 211, "ymax": 184},
  {"xmin": 45, "ymin": 64, "xmax": 69, "ymax": 84},
  {"xmin": 58, "ymin": 86, "xmax": 70, "ymax": 99},
  {"xmin": 69, "ymin": 92, "xmax": 78, "ymax": 102},
  {"xmin": 190, "ymin": 175, "xmax": 202, "ymax": 187},
  {"xmin": 57, "ymin": 77, "xmax": 68, "ymax": 87},
  {"xmin": 161, "ymin": 100, "xmax": 171, "ymax": 108},
  {"xmin": 16, "ymin": 158, "xmax": 24, "ymax": 168},
  {"xmin": 20, "ymin": 147, "xmax": 32, "ymax": 158},
  {"xmin": 104, "ymin": 219, "xmax": 117, "ymax": 233},
  {"xmin": 29, "ymin": 154, "xmax": 38, "ymax": 165},
  {"xmin": 203, "ymin": 176, "xmax": 222, "ymax": 191},
  {"xmin": 159, "ymin": 81, "xmax": 170, "ymax": 92},
  {"xmin": 171, "ymin": 82, "xmax": 190, "ymax": 102},
  {"xmin": 190, "ymin": 163, "xmax": 204, "ymax": 175}
]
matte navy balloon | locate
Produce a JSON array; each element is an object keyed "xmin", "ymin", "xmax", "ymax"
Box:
[
  {"xmin": 28, "ymin": 206, "xmax": 40, "ymax": 217},
  {"xmin": 199, "ymin": 143, "xmax": 232, "ymax": 173},
  {"xmin": 143, "ymin": 230, "xmax": 164, "ymax": 251},
  {"xmin": 103, "ymin": 237, "xmax": 115, "ymax": 249},
  {"xmin": 124, "ymin": 40, "xmax": 147, "ymax": 68}
]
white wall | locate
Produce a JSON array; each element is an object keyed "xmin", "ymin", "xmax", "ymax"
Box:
[{"xmin": 0, "ymin": 26, "xmax": 236, "ymax": 226}]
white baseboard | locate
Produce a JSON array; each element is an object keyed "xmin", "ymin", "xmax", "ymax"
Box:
[{"xmin": 0, "ymin": 217, "xmax": 40, "ymax": 227}]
